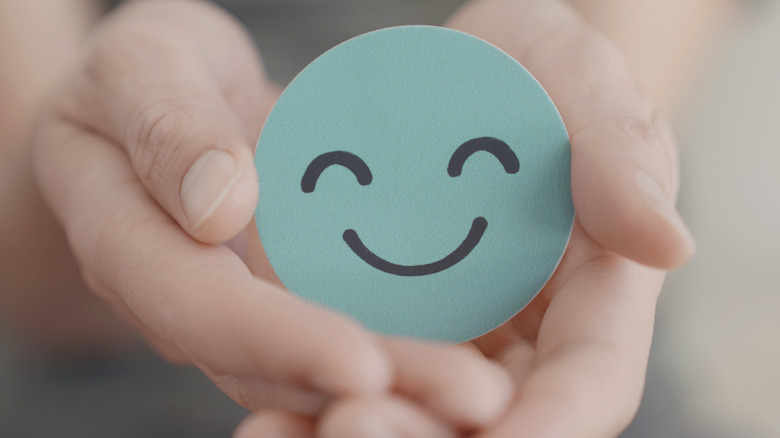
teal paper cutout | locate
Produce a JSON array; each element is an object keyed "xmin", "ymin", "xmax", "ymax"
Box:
[{"xmin": 255, "ymin": 26, "xmax": 573, "ymax": 343}]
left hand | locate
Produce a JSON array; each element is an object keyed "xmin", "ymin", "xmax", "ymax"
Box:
[
  {"xmin": 30, "ymin": 0, "xmax": 514, "ymax": 431},
  {"xmin": 236, "ymin": 0, "xmax": 695, "ymax": 437}
]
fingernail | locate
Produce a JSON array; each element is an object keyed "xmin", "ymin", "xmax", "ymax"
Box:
[
  {"xmin": 635, "ymin": 171, "xmax": 696, "ymax": 252},
  {"xmin": 181, "ymin": 150, "xmax": 243, "ymax": 229}
]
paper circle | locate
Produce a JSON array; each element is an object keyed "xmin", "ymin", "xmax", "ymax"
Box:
[{"xmin": 255, "ymin": 26, "xmax": 573, "ymax": 343}]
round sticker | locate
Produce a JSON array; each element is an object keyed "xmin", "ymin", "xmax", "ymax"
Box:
[{"xmin": 255, "ymin": 26, "xmax": 573, "ymax": 343}]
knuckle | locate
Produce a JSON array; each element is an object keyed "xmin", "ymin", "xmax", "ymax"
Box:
[
  {"xmin": 581, "ymin": 32, "xmax": 625, "ymax": 70},
  {"xmin": 617, "ymin": 116, "xmax": 661, "ymax": 149},
  {"xmin": 228, "ymin": 380, "xmax": 274, "ymax": 413},
  {"xmin": 235, "ymin": 388, "xmax": 269, "ymax": 413},
  {"xmin": 577, "ymin": 35, "xmax": 626, "ymax": 86},
  {"xmin": 529, "ymin": 28, "xmax": 626, "ymax": 80},
  {"xmin": 83, "ymin": 36, "xmax": 125, "ymax": 91},
  {"xmin": 616, "ymin": 115, "xmax": 678, "ymax": 186},
  {"xmin": 322, "ymin": 398, "xmax": 363, "ymax": 422},
  {"xmin": 128, "ymin": 95, "xmax": 199, "ymax": 183},
  {"xmin": 447, "ymin": 344, "xmax": 489, "ymax": 369}
]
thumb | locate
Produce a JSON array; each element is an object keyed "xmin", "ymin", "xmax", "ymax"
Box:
[
  {"xmin": 63, "ymin": 0, "xmax": 266, "ymax": 244},
  {"xmin": 446, "ymin": 0, "xmax": 695, "ymax": 269},
  {"xmin": 569, "ymin": 108, "xmax": 696, "ymax": 269}
]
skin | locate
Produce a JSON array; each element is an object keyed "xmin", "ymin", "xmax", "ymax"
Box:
[
  {"xmin": 0, "ymin": 0, "xmax": 739, "ymax": 436},
  {"xmin": 570, "ymin": 0, "xmax": 746, "ymax": 118},
  {"xmin": 239, "ymin": 0, "xmax": 696, "ymax": 437},
  {"xmin": 0, "ymin": 0, "xmax": 133, "ymax": 352},
  {"xmin": 29, "ymin": 0, "xmax": 514, "ymax": 430}
]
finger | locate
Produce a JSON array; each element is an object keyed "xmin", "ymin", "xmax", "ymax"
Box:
[
  {"xmin": 33, "ymin": 119, "xmax": 392, "ymax": 399},
  {"xmin": 234, "ymin": 411, "xmax": 314, "ymax": 438},
  {"xmin": 61, "ymin": 0, "xmax": 269, "ymax": 244},
  {"xmin": 383, "ymin": 339, "xmax": 514, "ymax": 429},
  {"xmin": 446, "ymin": 0, "xmax": 695, "ymax": 269},
  {"xmin": 319, "ymin": 397, "xmax": 458, "ymax": 438},
  {"xmin": 208, "ymin": 372, "xmax": 329, "ymax": 415},
  {"xmin": 107, "ymin": 297, "xmax": 332, "ymax": 416},
  {"xmin": 480, "ymin": 253, "xmax": 663, "ymax": 438},
  {"xmin": 104, "ymin": 293, "xmax": 194, "ymax": 365},
  {"xmin": 101, "ymin": 290, "xmax": 331, "ymax": 414},
  {"xmin": 493, "ymin": 339, "xmax": 536, "ymax": 388}
]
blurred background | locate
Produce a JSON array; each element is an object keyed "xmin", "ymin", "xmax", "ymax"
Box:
[{"xmin": 1, "ymin": 0, "xmax": 779, "ymax": 436}]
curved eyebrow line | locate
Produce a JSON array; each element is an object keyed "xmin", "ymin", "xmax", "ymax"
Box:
[
  {"xmin": 447, "ymin": 137, "xmax": 520, "ymax": 177},
  {"xmin": 301, "ymin": 151, "xmax": 373, "ymax": 193}
]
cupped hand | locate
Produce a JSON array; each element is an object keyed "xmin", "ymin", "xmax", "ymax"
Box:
[
  {"xmin": 32, "ymin": 0, "xmax": 514, "ymax": 428},
  {"xmin": 240, "ymin": 0, "xmax": 696, "ymax": 437}
]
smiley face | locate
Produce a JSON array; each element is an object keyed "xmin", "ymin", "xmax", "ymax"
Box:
[
  {"xmin": 255, "ymin": 26, "xmax": 573, "ymax": 343},
  {"xmin": 304, "ymin": 137, "xmax": 518, "ymax": 276}
]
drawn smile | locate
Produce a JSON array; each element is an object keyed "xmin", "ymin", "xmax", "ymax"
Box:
[{"xmin": 342, "ymin": 217, "xmax": 488, "ymax": 276}]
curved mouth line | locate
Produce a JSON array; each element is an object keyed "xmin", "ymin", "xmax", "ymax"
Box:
[{"xmin": 342, "ymin": 217, "xmax": 487, "ymax": 277}]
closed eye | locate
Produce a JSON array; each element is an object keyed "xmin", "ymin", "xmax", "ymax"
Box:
[
  {"xmin": 301, "ymin": 151, "xmax": 373, "ymax": 193},
  {"xmin": 447, "ymin": 137, "xmax": 519, "ymax": 177}
]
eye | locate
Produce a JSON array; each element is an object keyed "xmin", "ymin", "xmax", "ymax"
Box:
[
  {"xmin": 301, "ymin": 151, "xmax": 373, "ymax": 193},
  {"xmin": 447, "ymin": 137, "xmax": 519, "ymax": 177}
]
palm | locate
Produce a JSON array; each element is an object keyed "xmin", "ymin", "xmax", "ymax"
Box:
[
  {"xmin": 469, "ymin": 219, "xmax": 661, "ymax": 425},
  {"xmin": 238, "ymin": 0, "xmax": 687, "ymax": 432},
  {"xmin": 28, "ymin": 0, "xmax": 692, "ymax": 436}
]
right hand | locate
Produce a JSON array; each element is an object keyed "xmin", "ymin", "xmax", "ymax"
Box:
[
  {"xmin": 237, "ymin": 0, "xmax": 695, "ymax": 436},
  {"xmin": 32, "ymin": 0, "xmax": 513, "ymax": 429}
]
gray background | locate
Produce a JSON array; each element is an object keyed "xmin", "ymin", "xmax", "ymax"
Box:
[{"xmin": 2, "ymin": 0, "xmax": 779, "ymax": 436}]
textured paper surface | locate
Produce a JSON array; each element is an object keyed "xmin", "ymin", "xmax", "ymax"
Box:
[{"xmin": 255, "ymin": 26, "xmax": 573, "ymax": 342}]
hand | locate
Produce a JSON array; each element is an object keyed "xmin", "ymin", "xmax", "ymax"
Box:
[
  {"xmin": 0, "ymin": 0, "xmax": 130, "ymax": 352},
  {"xmin": 238, "ymin": 0, "xmax": 695, "ymax": 437},
  {"xmin": 32, "ymin": 0, "xmax": 514, "ymax": 429}
]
